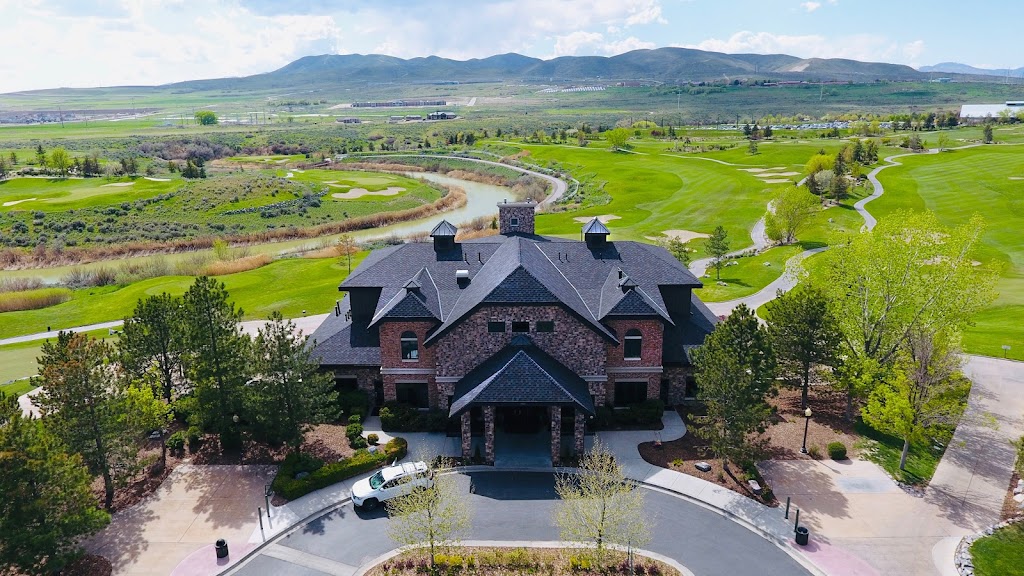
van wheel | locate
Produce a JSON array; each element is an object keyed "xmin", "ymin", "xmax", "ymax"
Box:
[{"xmin": 362, "ymin": 498, "xmax": 379, "ymax": 511}]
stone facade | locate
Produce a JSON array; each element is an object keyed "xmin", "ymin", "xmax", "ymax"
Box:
[
  {"xmin": 483, "ymin": 406, "xmax": 495, "ymax": 464},
  {"xmin": 662, "ymin": 365, "xmax": 697, "ymax": 405},
  {"xmin": 497, "ymin": 201, "xmax": 536, "ymax": 234},
  {"xmin": 435, "ymin": 305, "xmax": 606, "ymax": 378},
  {"xmin": 330, "ymin": 366, "xmax": 381, "ymax": 397},
  {"xmin": 550, "ymin": 406, "xmax": 562, "ymax": 465}
]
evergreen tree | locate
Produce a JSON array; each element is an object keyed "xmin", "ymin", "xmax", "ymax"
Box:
[
  {"xmin": 0, "ymin": 393, "xmax": 109, "ymax": 575},
  {"xmin": 704, "ymin": 225, "xmax": 730, "ymax": 280},
  {"xmin": 766, "ymin": 286, "xmax": 841, "ymax": 409},
  {"xmin": 182, "ymin": 277, "xmax": 251, "ymax": 451},
  {"xmin": 248, "ymin": 313, "xmax": 338, "ymax": 451},
  {"xmin": 693, "ymin": 304, "xmax": 777, "ymax": 469},
  {"xmin": 119, "ymin": 293, "xmax": 187, "ymax": 402}
]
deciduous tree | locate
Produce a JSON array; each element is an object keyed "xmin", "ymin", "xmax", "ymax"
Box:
[
  {"xmin": 693, "ymin": 304, "xmax": 777, "ymax": 468},
  {"xmin": 194, "ymin": 110, "xmax": 218, "ymax": 125},
  {"xmin": 554, "ymin": 441, "xmax": 649, "ymax": 568},
  {"xmin": 764, "ymin": 186, "xmax": 819, "ymax": 245},
  {"xmin": 861, "ymin": 329, "xmax": 970, "ymax": 471},
  {"xmin": 48, "ymin": 147, "xmax": 71, "ymax": 177},
  {"xmin": 604, "ymin": 127, "xmax": 630, "ymax": 150},
  {"xmin": 386, "ymin": 458, "xmax": 469, "ymax": 567},
  {"xmin": 766, "ymin": 286, "xmax": 841, "ymax": 409},
  {"xmin": 0, "ymin": 393, "xmax": 109, "ymax": 575},
  {"xmin": 983, "ymin": 124, "xmax": 994, "ymax": 144}
]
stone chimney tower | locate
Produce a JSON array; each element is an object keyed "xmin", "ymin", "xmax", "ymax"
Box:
[{"xmin": 497, "ymin": 199, "xmax": 536, "ymax": 235}]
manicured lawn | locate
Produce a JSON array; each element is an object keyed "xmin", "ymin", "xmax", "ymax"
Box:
[
  {"xmin": 0, "ymin": 327, "xmax": 118, "ymax": 385},
  {"xmin": 971, "ymin": 522, "xmax": 1024, "ymax": 576},
  {"xmin": 0, "ymin": 176, "xmax": 180, "ymax": 211},
  {"xmin": 873, "ymin": 145, "xmax": 1024, "ymax": 360},
  {"xmin": 0, "ymin": 253, "xmax": 365, "ymax": 340},
  {"xmin": 697, "ymin": 245, "xmax": 804, "ymax": 301},
  {"xmin": 854, "ymin": 420, "xmax": 947, "ymax": 485}
]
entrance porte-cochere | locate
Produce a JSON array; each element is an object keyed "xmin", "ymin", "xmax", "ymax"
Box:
[{"xmin": 450, "ymin": 335, "xmax": 593, "ymax": 465}]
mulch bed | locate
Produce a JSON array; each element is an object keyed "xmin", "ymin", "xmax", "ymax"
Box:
[
  {"xmin": 90, "ymin": 422, "xmax": 357, "ymax": 513},
  {"xmin": 639, "ymin": 385, "xmax": 862, "ymax": 506},
  {"xmin": 1002, "ymin": 471, "xmax": 1023, "ymax": 521},
  {"xmin": 367, "ymin": 546, "xmax": 680, "ymax": 576}
]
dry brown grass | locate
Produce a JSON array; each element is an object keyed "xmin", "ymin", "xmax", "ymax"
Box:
[
  {"xmin": 202, "ymin": 253, "xmax": 272, "ymax": 276},
  {"xmin": 0, "ymin": 276, "xmax": 45, "ymax": 293},
  {"xmin": 0, "ymin": 287, "xmax": 73, "ymax": 312}
]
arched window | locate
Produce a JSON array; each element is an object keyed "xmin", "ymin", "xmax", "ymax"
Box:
[
  {"xmin": 400, "ymin": 331, "xmax": 418, "ymax": 361},
  {"xmin": 624, "ymin": 329, "xmax": 642, "ymax": 360}
]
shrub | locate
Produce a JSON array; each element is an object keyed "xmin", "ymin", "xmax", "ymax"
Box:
[
  {"xmin": 348, "ymin": 414, "xmax": 362, "ymax": 425},
  {"xmin": 271, "ymin": 437, "xmax": 408, "ymax": 500},
  {"xmin": 345, "ymin": 422, "xmax": 363, "ymax": 441},
  {"xmin": 379, "ymin": 402, "xmax": 448, "ymax": 432},
  {"xmin": 0, "ymin": 287, "xmax": 73, "ymax": 312},
  {"xmin": 367, "ymin": 433, "xmax": 379, "ymax": 445},
  {"xmin": 166, "ymin": 431, "xmax": 185, "ymax": 453},
  {"xmin": 186, "ymin": 426, "xmax": 203, "ymax": 452},
  {"xmin": 350, "ymin": 435, "xmax": 368, "ymax": 449},
  {"xmin": 569, "ymin": 554, "xmax": 592, "ymax": 571},
  {"xmin": 827, "ymin": 441, "xmax": 848, "ymax": 460},
  {"xmin": 807, "ymin": 445, "xmax": 822, "ymax": 460}
]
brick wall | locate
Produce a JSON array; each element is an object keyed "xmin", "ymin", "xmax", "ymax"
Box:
[
  {"xmin": 434, "ymin": 305, "xmax": 606, "ymax": 378},
  {"xmin": 604, "ymin": 318, "xmax": 664, "ymax": 367},
  {"xmin": 379, "ymin": 320, "xmax": 438, "ymax": 406}
]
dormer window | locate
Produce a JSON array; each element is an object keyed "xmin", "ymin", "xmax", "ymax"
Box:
[
  {"xmin": 624, "ymin": 329, "xmax": 642, "ymax": 360},
  {"xmin": 400, "ymin": 331, "xmax": 418, "ymax": 361}
]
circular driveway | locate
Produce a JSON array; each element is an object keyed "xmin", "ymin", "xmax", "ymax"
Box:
[{"xmin": 227, "ymin": 471, "xmax": 811, "ymax": 576}]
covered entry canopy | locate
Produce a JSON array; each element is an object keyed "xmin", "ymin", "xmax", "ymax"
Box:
[{"xmin": 449, "ymin": 335, "xmax": 596, "ymax": 417}]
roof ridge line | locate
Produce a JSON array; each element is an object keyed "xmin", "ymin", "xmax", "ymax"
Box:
[
  {"xmin": 532, "ymin": 242, "xmax": 597, "ymax": 320},
  {"xmin": 422, "ymin": 268, "xmax": 443, "ymax": 320},
  {"xmin": 635, "ymin": 285, "xmax": 672, "ymax": 322},
  {"xmin": 520, "ymin": 348, "xmax": 579, "ymax": 405}
]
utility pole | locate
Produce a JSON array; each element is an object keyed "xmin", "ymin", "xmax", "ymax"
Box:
[{"xmin": 58, "ymin": 103, "xmax": 65, "ymax": 128}]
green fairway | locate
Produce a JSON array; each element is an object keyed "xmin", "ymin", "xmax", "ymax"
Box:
[
  {"xmin": 873, "ymin": 145, "xmax": 1024, "ymax": 360},
  {"xmin": 697, "ymin": 244, "xmax": 804, "ymax": 301},
  {"xmin": 0, "ymin": 254, "xmax": 365, "ymax": 340},
  {"xmin": 0, "ymin": 176, "xmax": 179, "ymax": 211},
  {"xmin": 0, "ymin": 327, "xmax": 119, "ymax": 385}
]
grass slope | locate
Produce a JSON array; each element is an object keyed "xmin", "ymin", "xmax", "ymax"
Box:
[
  {"xmin": 971, "ymin": 522, "xmax": 1024, "ymax": 576},
  {"xmin": 872, "ymin": 144, "xmax": 1024, "ymax": 360}
]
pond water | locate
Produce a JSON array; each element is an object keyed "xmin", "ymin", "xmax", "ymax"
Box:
[{"xmin": 0, "ymin": 173, "xmax": 511, "ymax": 283}]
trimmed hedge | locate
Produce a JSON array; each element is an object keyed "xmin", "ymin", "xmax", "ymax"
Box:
[
  {"xmin": 271, "ymin": 437, "xmax": 408, "ymax": 501},
  {"xmin": 593, "ymin": 399, "xmax": 665, "ymax": 430}
]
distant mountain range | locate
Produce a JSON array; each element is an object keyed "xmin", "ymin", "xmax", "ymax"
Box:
[
  {"xmin": 919, "ymin": 62, "xmax": 1024, "ymax": 78},
  {"xmin": 167, "ymin": 47, "xmax": 926, "ymax": 92}
]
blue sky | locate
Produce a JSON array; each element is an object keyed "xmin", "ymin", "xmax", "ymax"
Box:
[{"xmin": 0, "ymin": 0, "xmax": 1019, "ymax": 92}]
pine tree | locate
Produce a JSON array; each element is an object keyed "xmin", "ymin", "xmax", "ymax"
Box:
[
  {"xmin": 704, "ymin": 225, "xmax": 730, "ymax": 280},
  {"xmin": 0, "ymin": 393, "xmax": 110, "ymax": 574},
  {"xmin": 766, "ymin": 286, "xmax": 841, "ymax": 409},
  {"xmin": 118, "ymin": 293, "xmax": 187, "ymax": 402}
]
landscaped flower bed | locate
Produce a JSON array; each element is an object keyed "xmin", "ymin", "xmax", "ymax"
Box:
[{"xmin": 367, "ymin": 547, "xmax": 681, "ymax": 576}]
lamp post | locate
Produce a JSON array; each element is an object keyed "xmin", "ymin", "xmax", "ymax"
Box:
[{"xmin": 800, "ymin": 407, "xmax": 812, "ymax": 454}]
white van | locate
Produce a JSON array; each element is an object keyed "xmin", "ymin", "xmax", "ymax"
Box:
[{"xmin": 350, "ymin": 461, "xmax": 432, "ymax": 510}]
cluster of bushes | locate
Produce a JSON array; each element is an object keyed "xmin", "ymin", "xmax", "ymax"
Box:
[
  {"xmin": 378, "ymin": 549, "xmax": 666, "ymax": 575},
  {"xmin": 0, "ymin": 287, "xmax": 72, "ymax": 312},
  {"xmin": 271, "ymin": 437, "xmax": 408, "ymax": 501},
  {"xmin": 346, "ymin": 415, "xmax": 367, "ymax": 449},
  {"xmin": 379, "ymin": 402, "xmax": 448, "ymax": 432},
  {"xmin": 166, "ymin": 426, "xmax": 204, "ymax": 454},
  {"xmin": 593, "ymin": 400, "xmax": 665, "ymax": 430}
]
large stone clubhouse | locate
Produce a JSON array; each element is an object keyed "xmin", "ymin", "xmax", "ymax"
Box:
[{"xmin": 310, "ymin": 201, "xmax": 717, "ymax": 465}]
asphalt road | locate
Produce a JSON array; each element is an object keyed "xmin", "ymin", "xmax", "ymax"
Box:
[{"xmin": 229, "ymin": 471, "xmax": 811, "ymax": 576}]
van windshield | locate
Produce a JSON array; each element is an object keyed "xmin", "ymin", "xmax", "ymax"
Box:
[{"xmin": 369, "ymin": 471, "xmax": 385, "ymax": 489}]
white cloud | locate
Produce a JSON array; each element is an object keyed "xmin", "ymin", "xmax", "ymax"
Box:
[
  {"xmin": 679, "ymin": 31, "xmax": 927, "ymax": 65},
  {"xmin": 800, "ymin": 2, "xmax": 821, "ymax": 12},
  {"xmin": 552, "ymin": 31, "xmax": 606, "ymax": 57}
]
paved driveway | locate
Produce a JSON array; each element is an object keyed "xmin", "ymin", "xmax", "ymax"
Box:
[{"xmin": 227, "ymin": 471, "xmax": 812, "ymax": 576}]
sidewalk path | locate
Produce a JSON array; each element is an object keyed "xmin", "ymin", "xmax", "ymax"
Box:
[
  {"xmin": 704, "ymin": 247, "xmax": 828, "ymax": 316},
  {"xmin": 761, "ymin": 355, "xmax": 1024, "ymax": 576},
  {"xmin": 0, "ymin": 320, "xmax": 124, "ymax": 346}
]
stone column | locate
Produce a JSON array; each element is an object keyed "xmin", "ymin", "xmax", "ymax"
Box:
[
  {"xmin": 574, "ymin": 408, "xmax": 586, "ymax": 456},
  {"xmin": 461, "ymin": 411, "xmax": 472, "ymax": 461},
  {"xmin": 550, "ymin": 406, "xmax": 562, "ymax": 466},
  {"xmin": 484, "ymin": 406, "xmax": 495, "ymax": 465}
]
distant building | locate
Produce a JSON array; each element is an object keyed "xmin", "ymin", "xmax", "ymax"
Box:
[
  {"xmin": 405, "ymin": 115, "xmax": 422, "ymax": 121},
  {"xmin": 388, "ymin": 115, "xmax": 404, "ymax": 123},
  {"xmin": 337, "ymin": 117, "xmax": 361, "ymax": 124},
  {"xmin": 427, "ymin": 111, "xmax": 457, "ymax": 120},
  {"xmin": 930, "ymin": 77, "xmax": 954, "ymax": 83},
  {"xmin": 352, "ymin": 99, "xmax": 447, "ymax": 108},
  {"xmin": 959, "ymin": 101, "xmax": 1024, "ymax": 122}
]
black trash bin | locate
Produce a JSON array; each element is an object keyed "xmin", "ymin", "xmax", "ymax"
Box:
[
  {"xmin": 795, "ymin": 526, "xmax": 809, "ymax": 546},
  {"xmin": 215, "ymin": 538, "xmax": 229, "ymax": 559}
]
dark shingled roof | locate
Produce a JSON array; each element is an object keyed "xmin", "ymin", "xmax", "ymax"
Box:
[
  {"xmin": 449, "ymin": 336, "xmax": 595, "ymax": 417},
  {"xmin": 661, "ymin": 292, "xmax": 719, "ymax": 364},
  {"xmin": 313, "ymin": 224, "xmax": 712, "ymax": 367},
  {"xmin": 308, "ymin": 296, "xmax": 381, "ymax": 366},
  {"xmin": 430, "ymin": 220, "xmax": 458, "ymax": 237},
  {"xmin": 582, "ymin": 218, "xmax": 611, "ymax": 235}
]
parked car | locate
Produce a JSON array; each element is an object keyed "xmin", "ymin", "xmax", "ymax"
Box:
[{"xmin": 351, "ymin": 460, "xmax": 432, "ymax": 510}]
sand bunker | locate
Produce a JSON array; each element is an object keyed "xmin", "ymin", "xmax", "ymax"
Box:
[
  {"xmin": 738, "ymin": 168, "xmax": 769, "ymax": 173},
  {"xmin": 2, "ymin": 198, "xmax": 37, "ymax": 207},
  {"xmin": 762, "ymin": 171, "xmax": 799, "ymax": 177},
  {"xmin": 1009, "ymin": 177, "xmax": 1024, "ymax": 180},
  {"xmin": 284, "ymin": 172, "xmax": 294, "ymax": 178},
  {"xmin": 101, "ymin": 182, "xmax": 135, "ymax": 187},
  {"xmin": 326, "ymin": 183, "xmax": 351, "ymax": 188},
  {"xmin": 573, "ymin": 214, "xmax": 622, "ymax": 224},
  {"xmin": 331, "ymin": 186, "xmax": 406, "ymax": 199},
  {"xmin": 144, "ymin": 177, "xmax": 171, "ymax": 182},
  {"xmin": 761, "ymin": 179, "xmax": 791, "ymax": 184},
  {"xmin": 647, "ymin": 229, "xmax": 710, "ymax": 243}
]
